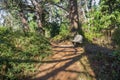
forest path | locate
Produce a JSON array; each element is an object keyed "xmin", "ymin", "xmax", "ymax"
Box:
[{"xmin": 33, "ymin": 41, "xmax": 96, "ymax": 80}]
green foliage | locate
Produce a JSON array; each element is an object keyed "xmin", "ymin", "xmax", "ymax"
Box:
[
  {"xmin": 45, "ymin": 0, "xmax": 60, "ymax": 3},
  {"xmin": 0, "ymin": 27, "xmax": 51, "ymax": 79},
  {"xmin": 43, "ymin": 22, "xmax": 60, "ymax": 38},
  {"xmin": 84, "ymin": 0, "xmax": 120, "ymax": 43},
  {"xmin": 3, "ymin": 13, "xmax": 21, "ymax": 30},
  {"xmin": 87, "ymin": 0, "xmax": 120, "ymax": 32},
  {"xmin": 112, "ymin": 50, "xmax": 120, "ymax": 61},
  {"xmin": 52, "ymin": 23, "xmax": 70, "ymax": 42},
  {"xmin": 84, "ymin": 1, "xmax": 120, "ymax": 78},
  {"xmin": 50, "ymin": 22, "xmax": 60, "ymax": 37},
  {"xmin": 52, "ymin": 0, "xmax": 60, "ymax": 3},
  {"xmin": 28, "ymin": 20, "xmax": 37, "ymax": 32},
  {"xmin": 88, "ymin": 10, "xmax": 116, "ymax": 32},
  {"xmin": 112, "ymin": 28, "xmax": 120, "ymax": 47},
  {"xmin": 27, "ymin": 13, "xmax": 38, "ymax": 32},
  {"xmin": 111, "ymin": 50, "xmax": 120, "ymax": 79},
  {"xmin": 83, "ymin": 24, "xmax": 102, "ymax": 42}
]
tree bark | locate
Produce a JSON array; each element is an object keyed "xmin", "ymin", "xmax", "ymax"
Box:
[
  {"xmin": 19, "ymin": 11, "xmax": 29, "ymax": 33},
  {"xmin": 31, "ymin": 0, "xmax": 45, "ymax": 35},
  {"xmin": 69, "ymin": 0, "xmax": 81, "ymax": 36}
]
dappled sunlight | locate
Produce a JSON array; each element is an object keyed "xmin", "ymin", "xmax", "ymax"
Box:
[
  {"xmin": 31, "ymin": 42, "xmax": 96, "ymax": 80},
  {"xmin": 78, "ymin": 55, "xmax": 96, "ymax": 80},
  {"xmin": 83, "ymin": 43, "xmax": 120, "ymax": 80},
  {"xmin": 29, "ymin": 41, "xmax": 119, "ymax": 80},
  {"xmin": 0, "ymin": 0, "xmax": 120, "ymax": 79}
]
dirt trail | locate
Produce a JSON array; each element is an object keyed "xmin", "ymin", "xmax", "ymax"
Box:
[{"xmin": 33, "ymin": 41, "xmax": 96, "ymax": 80}]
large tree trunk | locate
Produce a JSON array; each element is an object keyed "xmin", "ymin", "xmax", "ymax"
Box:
[
  {"xmin": 31, "ymin": 0, "xmax": 45, "ymax": 35},
  {"xmin": 69, "ymin": 0, "xmax": 81, "ymax": 36}
]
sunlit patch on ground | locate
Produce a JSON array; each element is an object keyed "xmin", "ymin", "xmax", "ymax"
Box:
[{"xmin": 32, "ymin": 41, "xmax": 96, "ymax": 80}]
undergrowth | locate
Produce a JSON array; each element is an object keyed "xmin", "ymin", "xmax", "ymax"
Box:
[
  {"xmin": 51, "ymin": 23, "xmax": 70, "ymax": 42},
  {"xmin": 0, "ymin": 27, "xmax": 52, "ymax": 79}
]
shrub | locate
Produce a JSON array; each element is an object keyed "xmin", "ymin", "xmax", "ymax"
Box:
[
  {"xmin": 0, "ymin": 27, "xmax": 52, "ymax": 79},
  {"xmin": 112, "ymin": 28, "xmax": 120, "ymax": 47},
  {"xmin": 52, "ymin": 23, "xmax": 70, "ymax": 42}
]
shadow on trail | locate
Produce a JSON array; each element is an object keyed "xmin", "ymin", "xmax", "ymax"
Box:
[
  {"xmin": 84, "ymin": 43, "xmax": 120, "ymax": 80},
  {"xmin": 32, "ymin": 43, "xmax": 120, "ymax": 80},
  {"xmin": 34, "ymin": 54, "xmax": 85, "ymax": 80},
  {"xmin": 1, "ymin": 42, "xmax": 119, "ymax": 80},
  {"xmin": 31, "ymin": 45, "xmax": 95, "ymax": 80}
]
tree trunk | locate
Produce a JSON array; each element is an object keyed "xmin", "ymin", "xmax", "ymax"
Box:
[
  {"xmin": 69, "ymin": 0, "xmax": 81, "ymax": 36},
  {"xmin": 19, "ymin": 11, "xmax": 29, "ymax": 33},
  {"xmin": 31, "ymin": 0, "xmax": 45, "ymax": 35}
]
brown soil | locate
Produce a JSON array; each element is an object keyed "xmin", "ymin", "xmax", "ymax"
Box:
[{"xmin": 32, "ymin": 41, "xmax": 96, "ymax": 80}]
